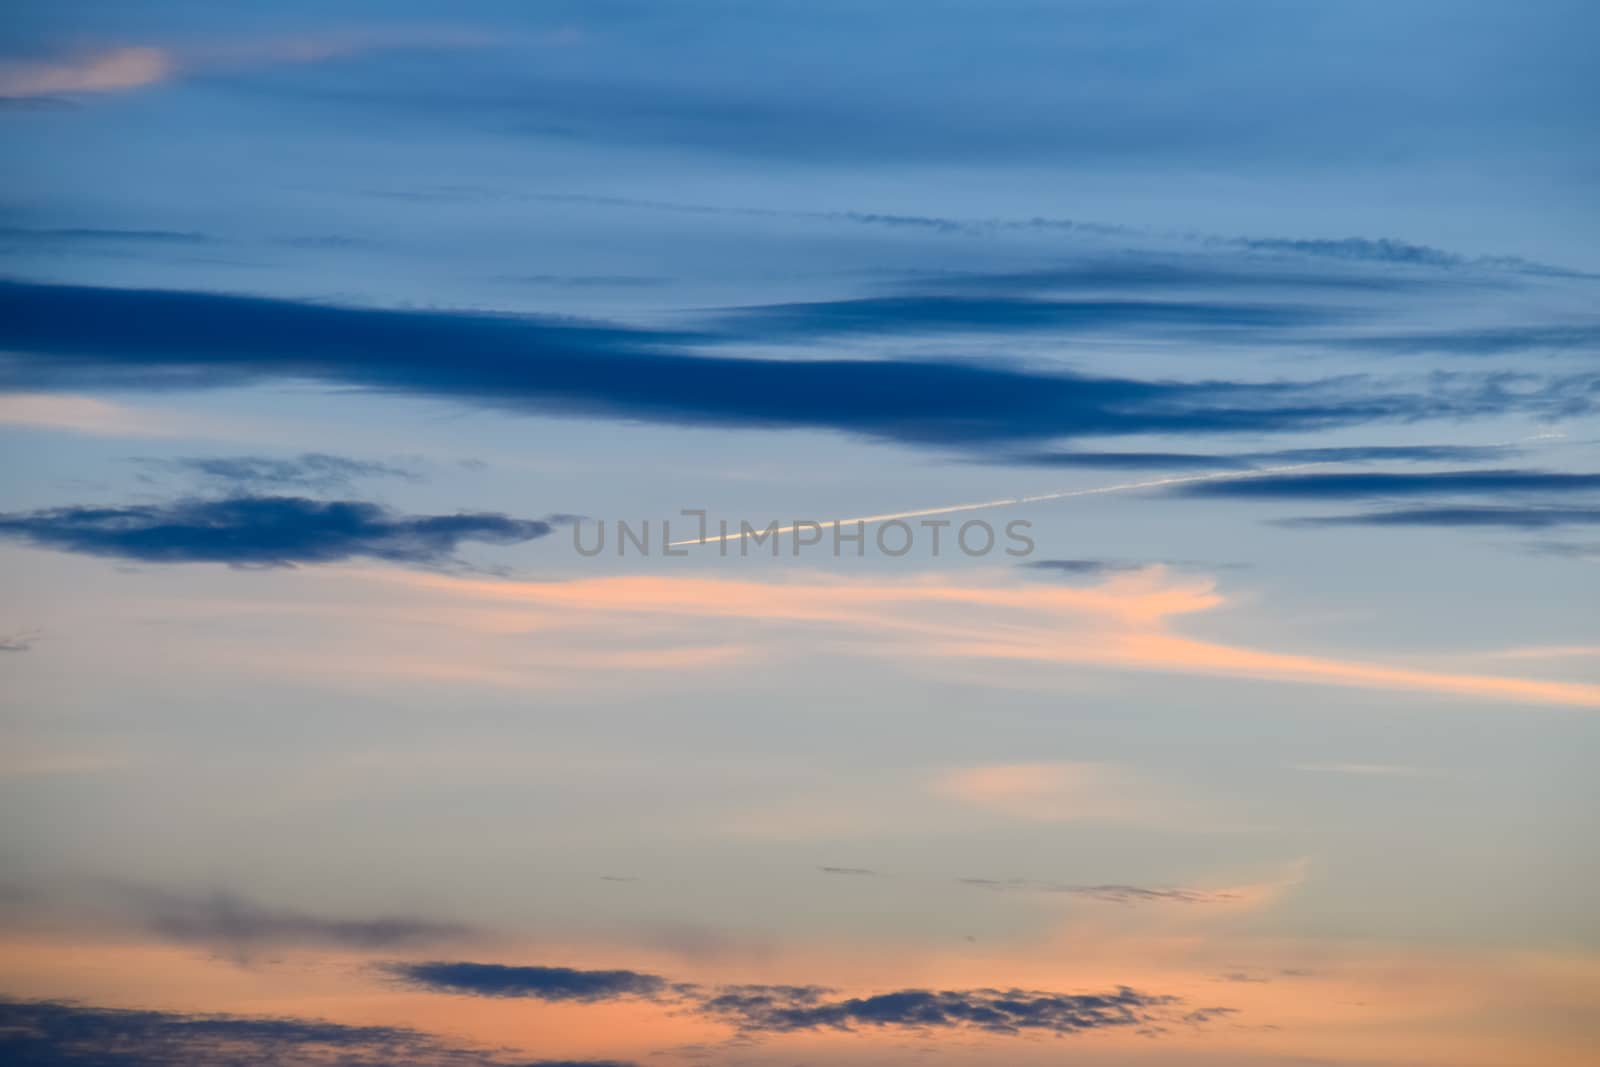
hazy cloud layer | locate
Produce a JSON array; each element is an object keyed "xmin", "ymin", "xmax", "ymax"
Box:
[{"xmin": 126, "ymin": 887, "xmax": 479, "ymax": 957}]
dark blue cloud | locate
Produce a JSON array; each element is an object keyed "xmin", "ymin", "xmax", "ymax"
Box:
[
  {"xmin": 389, "ymin": 959, "xmax": 1219, "ymax": 1038},
  {"xmin": 0, "ymin": 280, "xmax": 1581, "ymax": 449},
  {"xmin": 1001, "ymin": 450, "xmax": 1251, "ymax": 470},
  {"xmin": 699, "ymin": 983, "xmax": 1175, "ymax": 1035},
  {"xmin": 1175, "ymin": 469, "xmax": 1600, "ymax": 499},
  {"xmin": 0, "ymin": 496, "xmax": 555, "ymax": 567},
  {"xmin": 391, "ymin": 962, "xmax": 669, "ymax": 1002},
  {"xmin": 713, "ymin": 294, "xmax": 1331, "ymax": 340},
  {"xmin": 998, "ymin": 443, "xmax": 1515, "ymax": 470},
  {"xmin": 1343, "ymin": 323, "xmax": 1600, "ymax": 356},
  {"xmin": 1227, "ymin": 236, "xmax": 1597, "ymax": 279},
  {"xmin": 0, "ymin": 999, "xmax": 635, "ymax": 1067},
  {"xmin": 1279, "ymin": 506, "xmax": 1600, "ymax": 529}
]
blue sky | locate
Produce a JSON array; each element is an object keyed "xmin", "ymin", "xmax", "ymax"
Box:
[{"xmin": 1, "ymin": 3, "xmax": 1597, "ymax": 1065}]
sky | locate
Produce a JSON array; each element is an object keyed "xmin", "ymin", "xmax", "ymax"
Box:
[{"xmin": 0, "ymin": 2, "xmax": 1597, "ymax": 1064}]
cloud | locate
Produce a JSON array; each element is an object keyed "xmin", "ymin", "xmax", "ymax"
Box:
[
  {"xmin": 0, "ymin": 33, "xmax": 491, "ymax": 102},
  {"xmin": 932, "ymin": 762, "xmax": 1173, "ymax": 824},
  {"xmin": 1024, "ymin": 559, "xmax": 1150, "ymax": 578},
  {"xmin": 389, "ymin": 961, "xmax": 670, "ymax": 1002},
  {"xmin": 1524, "ymin": 540, "xmax": 1600, "ymax": 562},
  {"xmin": 386, "ymin": 960, "xmax": 1213, "ymax": 1039},
  {"xmin": 1176, "ymin": 468, "xmax": 1600, "ymax": 499},
  {"xmin": 1227, "ymin": 236, "xmax": 1595, "ymax": 278},
  {"xmin": 374, "ymin": 569, "xmax": 1600, "ymax": 707},
  {"xmin": 0, "ymin": 280, "xmax": 1580, "ymax": 450},
  {"xmin": 1343, "ymin": 323, "xmax": 1600, "ymax": 356},
  {"xmin": 698, "ymin": 983, "xmax": 1180, "ymax": 1036},
  {"xmin": 818, "ymin": 866, "xmax": 877, "ymax": 876},
  {"xmin": 712, "ymin": 293, "xmax": 1330, "ymax": 341},
  {"xmin": 0, "ymin": 227, "xmax": 212, "ymax": 245},
  {"xmin": 0, "ymin": 628, "xmax": 39, "ymax": 653},
  {"xmin": 0, "ymin": 47, "xmax": 173, "ymax": 98},
  {"xmin": 1289, "ymin": 763, "xmax": 1443, "ymax": 777},
  {"xmin": 0, "ymin": 495, "xmax": 556, "ymax": 567},
  {"xmin": 1004, "ymin": 443, "xmax": 1517, "ymax": 469},
  {"xmin": 0, "ymin": 998, "xmax": 634, "ymax": 1067},
  {"xmin": 138, "ymin": 453, "xmax": 420, "ymax": 492},
  {"xmin": 957, "ymin": 879, "xmax": 1238, "ymax": 904},
  {"xmin": 1280, "ymin": 505, "xmax": 1600, "ymax": 529},
  {"xmin": 447, "ymin": 190, "xmax": 1591, "ymax": 280},
  {"xmin": 0, "ymin": 393, "xmax": 210, "ymax": 438},
  {"xmin": 123, "ymin": 887, "xmax": 479, "ymax": 957}
]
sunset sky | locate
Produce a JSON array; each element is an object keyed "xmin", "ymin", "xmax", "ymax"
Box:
[{"xmin": 1, "ymin": 3, "xmax": 1597, "ymax": 1065}]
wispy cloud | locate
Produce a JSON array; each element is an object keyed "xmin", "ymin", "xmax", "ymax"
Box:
[
  {"xmin": 0, "ymin": 32, "xmax": 491, "ymax": 102},
  {"xmin": 0, "ymin": 47, "xmax": 173, "ymax": 99},
  {"xmin": 1007, "ymin": 443, "xmax": 1517, "ymax": 470},
  {"xmin": 123, "ymin": 887, "xmax": 482, "ymax": 959},
  {"xmin": 957, "ymin": 878, "xmax": 1239, "ymax": 904},
  {"xmin": 135, "ymin": 453, "xmax": 420, "ymax": 493},
  {"xmin": 1176, "ymin": 469, "xmax": 1600, "ymax": 500},
  {"xmin": 1280, "ymin": 505, "xmax": 1600, "ymax": 529},
  {"xmin": 0, "ymin": 628, "xmax": 40, "ymax": 653},
  {"xmin": 372, "ymin": 568, "xmax": 1600, "ymax": 708},
  {"xmin": 1289, "ymin": 762, "xmax": 1444, "ymax": 778},
  {"xmin": 0, "ymin": 393, "xmax": 210, "ymax": 438}
]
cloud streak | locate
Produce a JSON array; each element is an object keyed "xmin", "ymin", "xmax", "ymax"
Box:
[
  {"xmin": 389, "ymin": 960, "xmax": 1211, "ymax": 1039},
  {"xmin": 0, "ymin": 998, "xmax": 632, "ymax": 1067},
  {"xmin": 1, "ymin": 280, "xmax": 1579, "ymax": 451},
  {"xmin": 0, "ymin": 48, "xmax": 173, "ymax": 99},
  {"xmin": 389, "ymin": 962, "xmax": 669, "ymax": 1002},
  {"xmin": 377, "ymin": 568, "xmax": 1600, "ymax": 708},
  {"xmin": 0, "ymin": 496, "xmax": 555, "ymax": 567},
  {"xmin": 126, "ymin": 887, "xmax": 480, "ymax": 957},
  {"xmin": 1280, "ymin": 506, "xmax": 1600, "ymax": 529},
  {"xmin": 699, "ymin": 983, "xmax": 1179, "ymax": 1036},
  {"xmin": 137, "ymin": 453, "xmax": 420, "ymax": 492},
  {"xmin": 1175, "ymin": 469, "xmax": 1600, "ymax": 500}
]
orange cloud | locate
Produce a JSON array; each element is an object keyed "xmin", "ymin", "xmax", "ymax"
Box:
[
  {"xmin": 0, "ymin": 47, "xmax": 172, "ymax": 97},
  {"xmin": 367, "ymin": 567, "xmax": 1600, "ymax": 708}
]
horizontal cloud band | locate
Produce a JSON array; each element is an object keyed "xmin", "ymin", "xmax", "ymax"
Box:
[{"xmin": 0, "ymin": 280, "xmax": 1567, "ymax": 449}]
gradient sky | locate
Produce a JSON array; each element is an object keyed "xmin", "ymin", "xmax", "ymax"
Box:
[{"xmin": 1, "ymin": 3, "xmax": 1597, "ymax": 1065}]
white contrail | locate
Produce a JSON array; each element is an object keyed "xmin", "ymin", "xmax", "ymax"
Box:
[{"xmin": 669, "ymin": 463, "xmax": 1322, "ymax": 547}]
